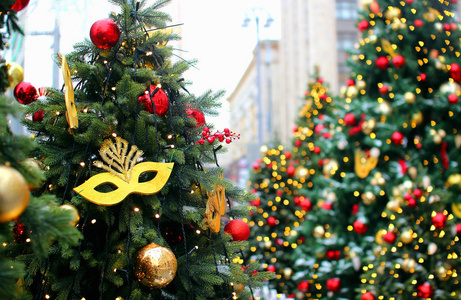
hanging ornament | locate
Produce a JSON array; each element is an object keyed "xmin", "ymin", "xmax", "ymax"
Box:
[
  {"xmin": 432, "ymin": 212, "xmax": 447, "ymax": 229},
  {"xmin": 13, "ymin": 82, "xmax": 37, "ymax": 105},
  {"xmin": 196, "ymin": 127, "xmax": 240, "ymax": 145},
  {"xmin": 358, "ymin": 20, "xmax": 370, "ymax": 32},
  {"xmin": 13, "ymin": 219, "xmax": 28, "ymax": 243},
  {"xmin": 202, "ymin": 174, "xmax": 226, "ymax": 233},
  {"xmin": 32, "ymin": 109, "xmax": 45, "ymax": 122},
  {"xmin": 402, "ymin": 258, "xmax": 417, "ymax": 272},
  {"xmin": 376, "ymin": 56, "xmax": 389, "ymax": 70},
  {"xmin": 185, "ymin": 105, "xmax": 205, "ymax": 127},
  {"xmin": 448, "ymin": 94, "xmax": 458, "ymax": 104},
  {"xmin": 344, "ymin": 113, "xmax": 357, "ymax": 126},
  {"xmin": 404, "ymin": 92, "xmax": 416, "ymax": 103},
  {"xmin": 89, "ymin": 19, "xmax": 121, "ymax": 50},
  {"xmin": 392, "ymin": 55, "xmax": 405, "ymax": 68},
  {"xmin": 427, "ymin": 242, "xmax": 438, "ymax": 255},
  {"xmin": 385, "ymin": 7, "xmax": 401, "ymax": 20},
  {"xmin": 74, "ymin": 137, "xmax": 174, "ymax": 205},
  {"xmin": 326, "ymin": 278, "xmax": 341, "ymax": 293},
  {"xmin": 323, "ymin": 159, "xmax": 339, "ymax": 178},
  {"xmin": 60, "ymin": 204, "xmax": 80, "ymax": 226},
  {"xmin": 440, "ymin": 81, "xmax": 461, "ymax": 94},
  {"xmin": 391, "ymin": 131, "xmax": 404, "ymax": 145},
  {"xmin": 138, "ymin": 85, "xmax": 169, "ymax": 116},
  {"xmin": 21, "ymin": 158, "xmax": 45, "ymax": 190},
  {"xmin": 232, "ymin": 282, "xmax": 245, "ymax": 295},
  {"xmin": 10, "ymin": 0, "xmax": 30, "ymax": 12},
  {"xmin": 383, "ymin": 231, "xmax": 396, "ymax": 243},
  {"xmin": 375, "ymin": 229, "xmax": 386, "ymax": 245},
  {"xmin": 58, "ymin": 53, "xmax": 78, "ymax": 130},
  {"xmin": 224, "ymin": 219, "xmax": 250, "ymax": 241},
  {"xmin": 267, "ymin": 216, "xmax": 277, "ymax": 227},
  {"xmin": 313, "ymin": 225, "xmax": 325, "ymax": 238},
  {"xmin": 449, "ymin": 63, "xmax": 461, "ymax": 83},
  {"xmin": 369, "ymin": 1, "xmax": 380, "ymax": 14},
  {"xmin": 134, "ymin": 243, "xmax": 177, "ymax": 288},
  {"xmin": 361, "ymin": 191, "xmax": 376, "ymax": 205},
  {"xmin": 362, "ymin": 292, "xmax": 375, "ymax": 300},
  {"xmin": 353, "ymin": 220, "xmax": 368, "ymax": 234},
  {"xmin": 417, "ymin": 283, "xmax": 434, "ymax": 299},
  {"xmin": 287, "ymin": 165, "xmax": 296, "ymax": 177},
  {"xmin": 355, "ymin": 149, "xmax": 379, "ymax": 178},
  {"xmin": 0, "ymin": 166, "xmax": 30, "ymax": 223},
  {"xmin": 297, "ymin": 281, "xmax": 309, "ymax": 293},
  {"xmin": 400, "ymin": 230, "xmax": 413, "ymax": 244},
  {"xmin": 6, "ymin": 62, "xmax": 24, "ymax": 89}
]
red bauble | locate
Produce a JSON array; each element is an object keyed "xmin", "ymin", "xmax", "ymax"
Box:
[
  {"xmin": 407, "ymin": 198, "xmax": 417, "ymax": 208},
  {"xmin": 287, "ymin": 165, "xmax": 296, "ymax": 177},
  {"xmin": 326, "ymin": 278, "xmax": 341, "ymax": 293},
  {"xmin": 138, "ymin": 86, "xmax": 169, "ymax": 116},
  {"xmin": 313, "ymin": 146, "xmax": 321, "ymax": 154},
  {"xmin": 358, "ymin": 20, "xmax": 370, "ymax": 32},
  {"xmin": 362, "ymin": 292, "xmax": 375, "ymax": 300},
  {"xmin": 297, "ymin": 280, "xmax": 309, "ymax": 293},
  {"xmin": 186, "ymin": 106, "xmax": 206, "ymax": 127},
  {"xmin": 456, "ymin": 223, "xmax": 461, "ymax": 236},
  {"xmin": 284, "ymin": 151, "xmax": 292, "ymax": 159},
  {"xmin": 379, "ymin": 85, "xmax": 388, "ymax": 94},
  {"xmin": 224, "ymin": 219, "xmax": 250, "ymax": 241},
  {"xmin": 89, "ymin": 19, "xmax": 121, "ymax": 50},
  {"xmin": 267, "ymin": 216, "xmax": 277, "ymax": 227},
  {"xmin": 315, "ymin": 124, "xmax": 325, "ymax": 134},
  {"xmin": 322, "ymin": 202, "xmax": 332, "ymax": 210},
  {"xmin": 32, "ymin": 109, "xmax": 45, "ymax": 122},
  {"xmin": 444, "ymin": 23, "xmax": 452, "ymax": 31},
  {"xmin": 267, "ymin": 265, "xmax": 276, "ymax": 272},
  {"xmin": 419, "ymin": 73, "xmax": 427, "ymax": 81},
  {"xmin": 346, "ymin": 79, "xmax": 355, "ymax": 86},
  {"xmin": 391, "ymin": 131, "xmax": 404, "ymax": 145},
  {"xmin": 450, "ymin": 63, "xmax": 461, "ymax": 83},
  {"xmin": 448, "ymin": 94, "xmax": 458, "ymax": 104},
  {"xmin": 250, "ymin": 198, "xmax": 260, "ymax": 207},
  {"xmin": 376, "ymin": 56, "xmax": 389, "ymax": 70},
  {"xmin": 393, "ymin": 55, "xmax": 405, "ymax": 68},
  {"xmin": 414, "ymin": 19, "xmax": 424, "ymax": 28},
  {"xmin": 406, "ymin": 0, "xmax": 414, "ymax": 4},
  {"xmin": 326, "ymin": 250, "xmax": 340, "ymax": 260},
  {"xmin": 294, "ymin": 139, "xmax": 302, "ymax": 147},
  {"xmin": 383, "ymin": 231, "xmax": 396, "ymax": 243},
  {"xmin": 13, "ymin": 220, "xmax": 27, "ymax": 243},
  {"xmin": 252, "ymin": 163, "xmax": 260, "ymax": 170},
  {"xmin": 417, "ymin": 283, "xmax": 434, "ymax": 298},
  {"xmin": 432, "ymin": 212, "xmax": 447, "ymax": 229},
  {"xmin": 413, "ymin": 189, "xmax": 422, "ymax": 198},
  {"xmin": 344, "ymin": 113, "xmax": 357, "ymax": 126},
  {"xmin": 10, "ymin": 0, "xmax": 29, "ymax": 11},
  {"xmin": 14, "ymin": 82, "xmax": 37, "ymax": 105},
  {"xmin": 353, "ymin": 220, "xmax": 368, "ymax": 234},
  {"xmin": 300, "ymin": 198, "xmax": 312, "ymax": 211}
]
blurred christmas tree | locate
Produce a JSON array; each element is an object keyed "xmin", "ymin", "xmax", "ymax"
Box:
[
  {"xmin": 0, "ymin": 1, "xmax": 82, "ymax": 299},
  {"xmin": 17, "ymin": 0, "xmax": 271, "ymax": 299}
]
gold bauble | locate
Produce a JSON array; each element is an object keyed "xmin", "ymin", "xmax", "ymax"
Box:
[
  {"xmin": 385, "ymin": 7, "xmax": 401, "ymax": 20},
  {"xmin": 295, "ymin": 166, "xmax": 309, "ymax": 179},
  {"xmin": 436, "ymin": 265, "xmax": 452, "ymax": 281},
  {"xmin": 313, "ymin": 226, "xmax": 325, "ymax": 238},
  {"xmin": 404, "ymin": 92, "xmax": 416, "ymax": 103},
  {"xmin": 412, "ymin": 111, "xmax": 423, "ymax": 126},
  {"xmin": 379, "ymin": 101, "xmax": 392, "ymax": 115},
  {"xmin": 433, "ymin": 134, "xmax": 443, "ymax": 145},
  {"xmin": 6, "ymin": 62, "xmax": 24, "ymax": 90},
  {"xmin": 21, "ymin": 158, "xmax": 45, "ymax": 190},
  {"xmin": 375, "ymin": 229, "xmax": 386, "ymax": 245},
  {"xmin": 0, "ymin": 166, "xmax": 30, "ymax": 223},
  {"xmin": 402, "ymin": 258, "xmax": 417, "ymax": 273},
  {"xmin": 134, "ymin": 243, "xmax": 177, "ymax": 288},
  {"xmin": 440, "ymin": 81, "xmax": 461, "ymax": 95},
  {"xmin": 60, "ymin": 204, "xmax": 80, "ymax": 226},
  {"xmin": 323, "ymin": 159, "xmax": 339, "ymax": 178},
  {"xmin": 362, "ymin": 191, "xmax": 376, "ymax": 205},
  {"xmin": 233, "ymin": 282, "xmax": 245, "ymax": 294},
  {"xmin": 427, "ymin": 242, "xmax": 438, "ymax": 255},
  {"xmin": 346, "ymin": 86, "xmax": 358, "ymax": 98},
  {"xmin": 356, "ymin": 80, "xmax": 367, "ymax": 90},
  {"xmin": 386, "ymin": 200, "xmax": 400, "ymax": 212},
  {"xmin": 362, "ymin": 119, "xmax": 376, "ymax": 135},
  {"xmin": 408, "ymin": 167, "xmax": 418, "ymax": 180},
  {"xmin": 400, "ymin": 230, "xmax": 413, "ymax": 244},
  {"xmin": 446, "ymin": 174, "xmax": 461, "ymax": 189},
  {"xmin": 283, "ymin": 267, "xmax": 293, "ymax": 279}
]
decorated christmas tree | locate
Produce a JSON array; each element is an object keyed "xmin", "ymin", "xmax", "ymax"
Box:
[
  {"xmin": 0, "ymin": 1, "xmax": 82, "ymax": 298},
  {"xmin": 15, "ymin": 0, "xmax": 271, "ymax": 299}
]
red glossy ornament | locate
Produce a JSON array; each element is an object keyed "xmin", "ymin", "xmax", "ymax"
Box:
[
  {"xmin": 353, "ymin": 220, "xmax": 368, "ymax": 234},
  {"xmin": 138, "ymin": 86, "xmax": 169, "ymax": 116},
  {"xmin": 315, "ymin": 124, "xmax": 325, "ymax": 134},
  {"xmin": 417, "ymin": 283, "xmax": 434, "ymax": 298},
  {"xmin": 450, "ymin": 63, "xmax": 461, "ymax": 82},
  {"xmin": 370, "ymin": 1, "xmax": 380, "ymax": 14},
  {"xmin": 186, "ymin": 106, "xmax": 206, "ymax": 127},
  {"xmin": 326, "ymin": 278, "xmax": 341, "ymax": 293},
  {"xmin": 362, "ymin": 292, "xmax": 375, "ymax": 300},
  {"xmin": 32, "ymin": 109, "xmax": 45, "ymax": 122},
  {"xmin": 224, "ymin": 219, "xmax": 250, "ymax": 241},
  {"xmin": 284, "ymin": 151, "xmax": 292, "ymax": 159},
  {"xmin": 14, "ymin": 82, "xmax": 37, "ymax": 105},
  {"xmin": 432, "ymin": 212, "xmax": 447, "ymax": 229},
  {"xmin": 300, "ymin": 198, "xmax": 312, "ymax": 211},
  {"xmin": 313, "ymin": 146, "xmax": 321, "ymax": 154},
  {"xmin": 286, "ymin": 165, "xmax": 296, "ymax": 177},
  {"xmin": 413, "ymin": 189, "xmax": 422, "ymax": 198},
  {"xmin": 414, "ymin": 19, "xmax": 424, "ymax": 28},
  {"xmin": 344, "ymin": 113, "xmax": 357, "ymax": 126},
  {"xmin": 407, "ymin": 198, "xmax": 417, "ymax": 208},
  {"xmin": 406, "ymin": 0, "xmax": 414, "ymax": 4},
  {"xmin": 322, "ymin": 202, "xmax": 332, "ymax": 210},
  {"xmin": 444, "ymin": 23, "xmax": 452, "ymax": 31},
  {"xmin": 456, "ymin": 223, "xmax": 461, "ymax": 236},
  {"xmin": 346, "ymin": 78, "xmax": 355, "ymax": 86},
  {"xmin": 252, "ymin": 163, "xmax": 260, "ymax": 170},
  {"xmin": 379, "ymin": 85, "xmax": 388, "ymax": 94},
  {"xmin": 250, "ymin": 198, "xmax": 260, "ymax": 207},
  {"xmin": 419, "ymin": 73, "xmax": 427, "ymax": 81},
  {"xmin": 297, "ymin": 280, "xmax": 309, "ymax": 293},
  {"xmin": 376, "ymin": 56, "xmax": 389, "ymax": 70},
  {"xmin": 267, "ymin": 216, "xmax": 277, "ymax": 227},
  {"xmin": 391, "ymin": 131, "xmax": 404, "ymax": 145},
  {"xmin": 358, "ymin": 20, "xmax": 369, "ymax": 32},
  {"xmin": 326, "ymin": 250, "xmax": 339, "ymax": 260},
  {"xmin": 11, "ymin": 0, "xmax": 29, "ymax": 11},
  {"xmin": 383, "ymin": 231, "xmax": 396, "ymax": 243},
  {"xmin": 294, "ymin": 140, "xmax": 302, "ymax": 147},
  {"xmin": 89, "ymin": 19, "xmax": 121, "ymax": 50},
  {"xmin": 266, "ymin": 265, "xmax": 276, "ymax": 272},
  {"xmin": 448, "ymin": 94, "xmax": 458, "ymax": 104},
  {"xmin": 393, "ymin": 55, "xmax": 405, "ymax": 68}
]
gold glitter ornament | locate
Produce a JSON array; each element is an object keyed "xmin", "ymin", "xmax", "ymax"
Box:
[
  {"xmin": 402, "ymin": 258, "xmax": 417, "ymax": 273},
  {"xmin": 313, "ymin": 225, "xmax": 325, "ymax": 238},
  {"xmin": 6, "ymin": 62, "xmax": 24, "ymax": 90},
  {"xmin": 404, "ymin": 92, "xmax": 416, "ymax": 103},
  {"xmin": 233, "ymin": 283, "xmax": 245, "ymax": 294},
  {"xmin": 60, "ymin": 204, "xmax": 80, "ymax": 226},
  {"xmin": 0, "ymin": 166, "xmax": 30, "ymax": 223},
  {"xmin": 134, "ymin": 243, "xmax": 177, "ymax": 288},
  {"xmin": 400, "ymin": 230, "xmax": 413, "ymax": 244}
]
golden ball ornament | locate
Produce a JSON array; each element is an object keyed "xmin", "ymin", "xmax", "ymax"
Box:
[
  {"xmin": 295, "ymin": 166, "xmax": 309, "ymax": 179},
  {"xmin": 313, "ymin": 225, "xmax": 325, "ymax": 238},
  {"xmin": 379, "ymin": 101, "xmax": 392, "ymax": 115},
  {"xmin": 386, "ymin": 199, "xmax": 400, "ymax": 212},
  {"xmin": 433, "ymin": 134, "xmax": 443, "ymax": 145},
  {"xmin": 375, "ymin": 229, "xmax": 385, "ymax": 245},
  {"xmin": 232, "ymin": 282, "xmax": 245, "ymax": 294},
  {"xmin": 60, "ymin": 204, "xmax": 80, "ymax": 226},
  {"xmin": 0, "ymin": 165, "xmax": 30, "ymax": 223},
  {"xmin": 402, "ymin": 258, "xmax": 417, "ymax": 273},
  {"xmin": 346, "ymin": 86, "xmax": 358, "ymax": 98},
  {"xmin": 385, "ymin": 7, "xmax": 401, "ymax": 20},
  {"xmin": 356, "ymin": 80, "xmax": 367, "ymax": 90},
  {"xmin": 446, "ymin": 174, "xmax": 461, "ymax": 189},
  {"xmin": 362, "ymin": 119, "xmax": 376, "ymax": 135},
  {"xmin": 404, "ymin": 92, "xmax": 416, "ymax": 103},
  {"xmin": 412, "ymin": 111, "xmax": 423, "ymax": 126},
  {"xmin": 283, "ymin": 267, "xmax": 293, "ymax": 279},
  {"xmin": 408, "ymin": 167, "xmax": 418, "ymax": 180},
  {"xmin": 400, "ymin": 230, "xmax": 413, "ymax": 244},
  {"xmin": 323, "ymin": 159, "xmax": 339, "ymax": 177},
  {"xmin": 21, "ymin": 158, "xmax": 45, "ymax": 190},
  {"xmin": 362, "ymin": 192, "xmax": 376, "ymax": 205},
  {"xmin": 6, "ymin": 62, "xmax": 24, "ymax": 90},
  {"xmin": 440, "ymin": 81, "xmax": 461, "ymax": 95},
  {"xmin": 134, "ymin": 243, "xmax": 177, "ymax": 288}
]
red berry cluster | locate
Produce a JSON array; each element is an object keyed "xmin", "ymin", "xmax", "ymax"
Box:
[{"xmin": 196, "ymin": 127, "xmax": 240, "ymax": 145}]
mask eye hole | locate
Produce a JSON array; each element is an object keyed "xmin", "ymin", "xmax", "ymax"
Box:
[
  {"xmin": 94, "ymin": 182, "xmax": 119, "ymax": 193},
  {"xmin": 138, "ymin": 170, "xmax": 158, "ymax": 183}
]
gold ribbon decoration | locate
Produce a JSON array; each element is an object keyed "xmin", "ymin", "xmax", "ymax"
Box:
[
  {"xmin": 58, "ymin": 53, "xmax": 78, "ymax": 130},
  {"xmin": 202, "ymin": 174, "xmax": 226, "ymax": 233},
  {"xmin": 73, "ymin": 137, "xmax": 173, "ymax": 205},
  {"xmin": 354, "ymin": 149, "xmax": 379, "ymax": 179},
  {"xmin": 381, "ymin": 39, "xmax": 396, "ymax": 58}
]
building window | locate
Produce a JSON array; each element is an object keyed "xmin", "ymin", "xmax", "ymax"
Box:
[
  {"xmin": 337, "ymin": 33, "xmax": 356, "ymax": 52},
  {"xmin": 336, "ymin": 0, "xmax": 357, "ymax": 20}
]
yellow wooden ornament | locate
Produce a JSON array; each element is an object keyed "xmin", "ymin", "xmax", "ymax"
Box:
[
  {"xmin": 73, "ymin": 137, "xmax": 173, "ymax": 206},
  {"xmin": 58, "ymin": 53, "xmax": 78, "ymax": 130},
  {"xmin": 201, "ymin": 174, "xmax": 226, "ymax": 233},
  {"xmin": 354, "ymin": 149, "xmax": 378, "ymax": 179}
]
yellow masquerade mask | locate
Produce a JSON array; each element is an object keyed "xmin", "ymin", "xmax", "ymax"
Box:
[
  {"xmin": 354, "ymin": 149, "xmax": 378, "ymax": 179},
  {"xmin": 73, "ymin": 137, "xmax": 173, "ymax": 206}
]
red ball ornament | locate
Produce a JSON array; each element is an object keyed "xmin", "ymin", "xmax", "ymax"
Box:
[
  {"xmin": 313, "ymin": 146, "xmax": 321, "ymax": 154},
  {"xmin": 406, "ymin": 0, "xmax": 414, "ymax": 4},
  {"xmin": 376, "ymin": 56, "xmax": 389, "ymax": 70},
  {"xmin": 266, "ymin": 265, "xmax": 276, "ymax": 273},
  {"xmin": 362, "ymin": 292, "xmax": 375, "ymax": 300},
  {"xmin": 294, "ymin": 139, "xmax": 302, "ymax": 147},
  {"xmin": 417, "ymin": 283, "xmax": 434, "ymax": 298},
  {"xmin": 358, "ymin": 20, "xmax": 370, "ymax": 32},
  {"xmin": 419, "ymin": 73, "xmax": 427, "ymax": 81},
  {"xmin": 450, "ymin": 63, "xmax": 461, "ymax": 83},
  {"xmin": 267, "ymin": 216, "xmax": 277, "ymax": 227},
  {"xmin": 393, "ymin": 55, "xmax": 405, "ymax": 68},
  {"xmin": 432, "ymin": 212, "xmax": 447, "ymax": 229},
  {"xmin": 407, "ymin": 198, "xmax": 417, "ymax": 208},
  {"xmin": 456, "ymin": 223, "xmax": 461, "ymax": 235},
  {"xmin": 391, "ymin": 131, "xmax": 404, "ymax": 145},
  {"xmin": 14, "ymin": 82, "xmax": 37, "ymax": 105},
  {"xmin": 413, "ymin": 189, "xmax": 422, "ymax": 198},
  {"xmin": 353, "ymin": 220, "xmax": 368, "ymax": 234},
  {"xmin": 444, "ymin": 23, "xmax": 452, "ymax": 31},
  {"xmin": 10, "ymin": 0, "xmax": 30, "ymax": 11},
  {"xmin": 284, "ymin": 151, "xmax": 292, "ymax": 159},
  {"xmin": 287, "ymin": 165, "xmax": 296, "ymax": 177},
  {"xmin": 89, "ymin": 19, "xmax": 121, "ymax": 50},
  {"xmin": 346, "ymin": 78, "xmax": 355, "ymax": 86},
  {"xmin": 448, "ymin": 94, "xmax": 458, "ymax": 104},
  {"xmin": 326, "ymin": 278, "xmax": 341, "ymax": 293},
  {"xmin": 326, "ymin": 250, "xmax": 340, "ymax": 260},
  {"xmin": 300, "ymin": 198, "xmax": 312, "ymax": 211},
  {"xmin": 414, "ymin": 19, "xmax": 424, "ymax": 28},
  {"xmin": 186, "ymin": 106, "xmax": 206, "ymax": 127},
  {"xmin": 344, "ymin": 113, "xmax": 357, "ymax": 126},
  {"xmin": 250, "ymin": 198, "xmax": 260, "ymax": 207},
  {"xmin": 224, "ymin": 219, "xmax": 250, "ymax": 241},
  {"xmin": 379, "ymin": 85, "xmax": 388, "ymax": 94},
  {"xmin": 137, "ymin": 86, "xmax": 169, "ymax": 116},
  {"xmin": 383, "ymin": 231, "xmax": 396, "ymax": 243},
  {"xmin": 297, "ymin": 280, "xmax": 309, "ymax": 293},
  {"xmin": 32, "ymin": 109, "xmax": 45, "ymax": 122}
]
